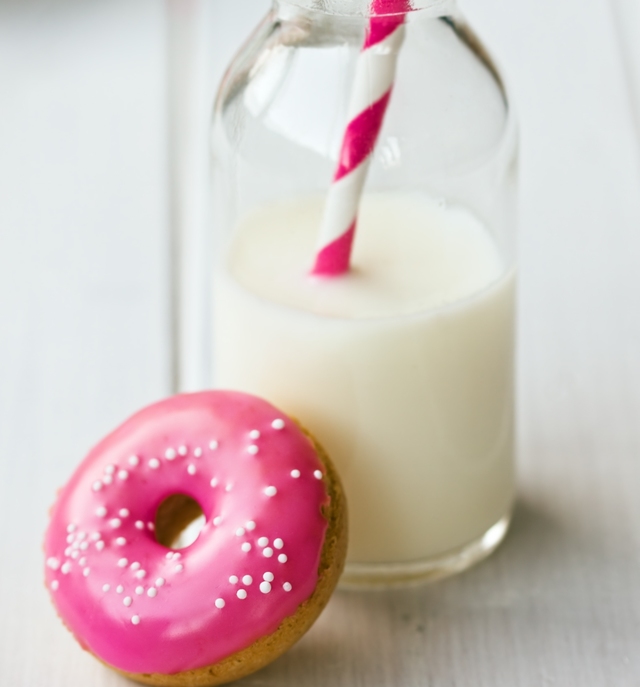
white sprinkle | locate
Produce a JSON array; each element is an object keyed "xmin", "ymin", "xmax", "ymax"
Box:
[
  {"xmin": 135, "ymin": 586, "xmax": 144, "ymax": 595},
  {"xmin": 129, "ymin": 455, "xmax": 140, "ymax": 467},
  {"xmin": 148, "ymin": 458, "xmax": 160, "ymax": 469},
  {"xmin": 131, "ymin": 615, "xmax": 140, "ymax": 625},
  {"xmin": 194, "ymin": 447, "xmax": 202, "ymax": 458},
  {"xmin": 209, "ymin": 440, "xmax": 218, "ymax": 450},
  {"xmin": 71, "ymin": 550, "xmax": 79, "ymax": 559},
  {"xmin": 165, "ymin": 448, "xmax": 176, "ymax": 460},
  {"xmin": 225, "ymin": 483, "xmax": 233, "ymax": 492},
  {"xmin": 90, "ymin": 532, "xmax": 101, "ymax": 541},
  {"xmin": 245, "ymin": 521, "xmax": 256, "ymax": 531},
  {"xmin": 80, "ymin": 541, "xmax": 89, "ymax": 551},
  {"xmin": 47, "ymin": 557, "xmax": 60, "ymax": 570},
  {"xmin": 66, "ymin": 534, "xmax": 75, "ymax": 544},
  {"xmin": 92, "ymin": 481, "xmax": 102, "ymax": 492},
  {"xmin": 272, "ymin": 419, "xmax": 285, "ymax": 430},
  {"xmin": 51, "ymin": 580, "xmax": 59, "ymax": 591},
  {"xmin": 314, "ymin": 470, "xmax": 323, "ymax": 480},
  {"xmin": 229, "ymin": 575, "xmax": 239, "ymax": 584},
  {"xmin": 283, "ymin": 582, "xmax": 292, "ymax": 592},
  {"xmin": 249, "ymin": 429, "xmax": 261, "ymax": 440},
  {"xmin": 274, "ymin": 538, "xmax": 284, "ymax": 549},
  {"xmin": 263, "ymin": 547, "xmax": 274, "ymax": 558},
  {"xmin": 67, "ymin": 524, "xmax": 76, "ymax": 533},
  {"xmin": 210, "ymin": 478, "xmax": 219, "ymax": 488},
  {"xmin": 147, "ymin": 522, "xmax": 155, "ymax": 531},
  {"xmin": 215, "ymin": 598, "xmax": 225, "ymax": 609},
  {"xmin": 237, "ymin": 589, "xmax": 247, "ymax": 600},
  {"xmin": 104, "ymin": 465, "xmax": 116, "ymax": 475},
  {"xmin": 260, "ymin": 581, "xmax": 272, "ymax": 594},
  {"xmin": 102, "ymin": 583, "xmax": 111, "ymax": 592},
  {"xmin": 96, "ymin": 506, "xmax": 107, "ymax": 517},
  {"xmin": 109, "ymin": 518, "xmax": 122, "ymax": 529},
  {"xmin": 130, "ymin": 561, "xmax": 141, "ymax": 571},
  {"xmin": 118, "ymin": 558, "xmax": 128, "ymax": 568},
  {"xmin": 247, "ymin": 445, "xmax": 259, "ymax": 455},
  {"xmin": 213, "ymin": 516, "xmax": 222, "ymax": 526},
  {"xmin": 178, "ymin": 445, "xmax": 188, "ymax": 456},
  {"xmin": 116, "ymin": 585, "xmax": 124, "ymax": 594},
  {"xmin": 172, "ymin": 552, "xmax": 181, "ymax": 560},
  {"xmin": 95, "ymin": 541, "xmax": 105, "ymax": 551},
  {"xmin": 102, "ymin": 474, "xmax": 113, "ymax": 485},
  {"xmin": 236, "ymin": 527, "xmax": 245, "ymax": 537},
  {"xmin": 118, "ymin": 470, "xmax": 129, "ymax": 480},
  {"xmin": 147, "ymin": 587, "xmax": 157, "ymax": 598},
  {"xmin": 187, "ymin": 464, "xmax": 196, "ymax": 475},
  {"xmin": 77, "ymin": 531, "xmax": 86, "ymax": 541},
  {"xmin": 291, "ymin": 469, "xmax": 301, "ymax": 478},
  {"xmin": 155, "ymin": 577, "xmax": 165, "ymax": 587},
  {"xmin": 278, "ymin": 554, "xmax": 288, "ymax": 563},
  {"xmin": 174, "ymin": 564, "xmax": 183, "ymax": 573},
  {"xmin": 135, "ymin": 570, "xmax": 147, "ymax": 579},
  {"xmin": 79, "ymin": 557, "xmax": 87, "ymax": 567},
  {"xmin": 123, "ymin": 595, "xmax": 132, "ymax": 607},
  {"xmin": 135, "ymin": 521, "xmax": 145, "ymax": 530},
  {"xmin": 118, "ymin": 508, "xmax": 129, "ymax": 518},
  {"xmin": 165, "ymin": 552, "xmax": 173, "ymax": 559},
  {"xmin": 64, "ymin": 547, "xmax": 72, "ymax": 556},
  {"xmin": 83, "ymin": 568, "xmax": 90, "ymax": 577},
  {"xmin": 263, "ymin": 572, "xmax": 275, "ymax": 582},
  {"xmin": 258, "ymin": 537, "xmax": 269, "ymax": 547},
  {"xmin": 241, "ymin": 543, "xmax": 252, "ymax": 552},
  {"xmin": 116, "ymin": 537, "xmax": 127, "ymax": 546},
  {"xmin": 242, "ymin": 575, "xmax": 253, "ymax": 586},
  {"xmin": 264, "ymin": 486, "xmax": 277, "ymax": 497},
  {"xmin": 61, "ymin": 562, "xmax": 71, "ymax": 574}
]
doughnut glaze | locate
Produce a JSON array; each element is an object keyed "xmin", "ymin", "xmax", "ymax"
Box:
[{"xmin": 44, "ymin": 391, "xmax": 330, "ymax": 675}]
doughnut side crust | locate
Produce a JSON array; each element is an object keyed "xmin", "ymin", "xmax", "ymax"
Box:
[{"xmin": 114, "ymin": 425, "xmax": 347, "ymax": 687}]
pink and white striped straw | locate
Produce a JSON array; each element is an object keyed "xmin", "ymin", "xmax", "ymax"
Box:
[{"xmin": 311, "ymin": 0, "xmax": 410, "ymax": 277}]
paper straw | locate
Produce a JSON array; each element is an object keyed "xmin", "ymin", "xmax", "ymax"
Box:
[{"xmin": 311, "ymin": 0, "xmax": 410, "ymax": 277}]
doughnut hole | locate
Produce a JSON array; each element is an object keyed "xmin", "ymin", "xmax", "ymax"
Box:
[{"xmin": 154, "ymin": 494, "xmax": 205, "ymax": 550}]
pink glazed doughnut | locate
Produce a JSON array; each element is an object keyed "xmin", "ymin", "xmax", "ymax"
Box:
[{"xmin": 44, "ymin": 391, "xmax": 347, "ymax": 686}]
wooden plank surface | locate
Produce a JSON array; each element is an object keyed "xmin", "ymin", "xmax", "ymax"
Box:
[
  {"xmin": 0, "ymin": 1, "xmax": 170, "ymax": 684},
  {"xmin": 1, "ymin": 0, "xmax": 639, "ymax": 684}
]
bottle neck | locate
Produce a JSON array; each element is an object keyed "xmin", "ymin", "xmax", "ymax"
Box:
[{"xmin": 274, "ymin": 0, "xmax": 457, "ymax": 18}]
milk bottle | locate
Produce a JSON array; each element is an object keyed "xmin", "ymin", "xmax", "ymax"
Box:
[
  {"xmin": 210, "ymin": 0, "xmax": 518, "ymax": 584},
  {"xmin": 213, "ymin": 193, "xmax": 515, "ymax": 583}
]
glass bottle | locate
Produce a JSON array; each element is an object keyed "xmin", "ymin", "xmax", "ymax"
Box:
[{"xmin": 210, "ymin": 0, "xmax": 517, "ymax": 586}]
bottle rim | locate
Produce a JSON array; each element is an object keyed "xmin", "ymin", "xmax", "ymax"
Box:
[{"xmin": 274, "ymin": 0, "xmax": 456, "ymax": 18}]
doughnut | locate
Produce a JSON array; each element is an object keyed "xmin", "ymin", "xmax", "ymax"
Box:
[{"xmin": 43, "ymin": 391, "xmax": 347, "ymax": 686}]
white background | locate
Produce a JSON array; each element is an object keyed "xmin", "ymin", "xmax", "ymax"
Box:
[{"xmin": 1, "ymin": 0, "xmax": 639, "ymax": 684}]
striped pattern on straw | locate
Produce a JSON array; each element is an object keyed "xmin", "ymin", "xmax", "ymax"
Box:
[{"xmin": 311, "ymin": 1, "xmax": 409, "ymax": 277}]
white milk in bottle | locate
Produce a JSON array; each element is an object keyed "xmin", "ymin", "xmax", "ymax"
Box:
[{"xmin": 213, "ymin": 192, "xmax": 515, "ymax": 574}]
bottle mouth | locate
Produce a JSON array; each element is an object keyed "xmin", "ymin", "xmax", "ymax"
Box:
[{"xmin": 276, "ymin": 0, "xmax": 455, "ymax": 17}]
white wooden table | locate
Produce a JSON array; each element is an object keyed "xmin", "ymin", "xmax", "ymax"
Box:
[{"xmin": 1, "ymin": 0, "xmax": 639, "ymax": 684}]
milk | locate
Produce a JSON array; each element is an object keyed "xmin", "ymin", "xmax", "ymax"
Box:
[{"xmin": 213, "ymin": 193, "xmax": 515, "ymax": 565}]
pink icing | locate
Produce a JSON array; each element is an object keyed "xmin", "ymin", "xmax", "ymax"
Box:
[{"xmin": 44, "ymin": 391, "xmax": 329, "ymax": 675}]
